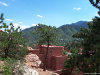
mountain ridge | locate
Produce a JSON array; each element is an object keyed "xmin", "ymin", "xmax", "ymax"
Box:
[{"xmin": 22, "ymin": 21, "xmax": 88, "ymax": 45}]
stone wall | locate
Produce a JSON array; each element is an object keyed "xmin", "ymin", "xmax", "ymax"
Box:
[{"xmin": 28, "ymin": 45, "xmax": 85, "ymax": 75}]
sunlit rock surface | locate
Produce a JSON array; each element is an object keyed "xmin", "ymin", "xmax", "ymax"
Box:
[{"xmin": 25, "ymin": 53, "xmax": 41, "ymax": 68}]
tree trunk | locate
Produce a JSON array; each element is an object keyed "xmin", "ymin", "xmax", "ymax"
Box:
[
  {"xmin": 5, "ymin": 49, "xmax": 7, "ymax": 58},
  {"xmin": 43, "ymin": 39, "xmax": 49, "ymax": 71},
  {"xmin": 5, "ymin": 48, "xmax": 8, "ymax": 58}
]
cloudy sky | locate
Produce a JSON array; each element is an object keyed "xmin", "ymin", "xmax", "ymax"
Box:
[{"xmin": 0, "ymin": 0, "xmax": 99, "ymax": 29}]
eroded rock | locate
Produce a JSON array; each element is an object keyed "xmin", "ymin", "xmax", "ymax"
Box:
[
  {"xmin": 25, "ymin": 54, "xmax": 41, "ymax": 68},
  {"xmin": 24, "ymin": 66, "xmax": 39, "ymax": 75}
]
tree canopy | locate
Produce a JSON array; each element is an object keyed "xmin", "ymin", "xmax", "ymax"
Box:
[
  {"xmin": 34, "ymin": 24, "xmax": 57, "ymax": 71},
  {"xmin": 72, "ymin": 17, "xmax": 100, "ymax": 74},
  {"xmin": 0, "ymin": 13, "xmax": 28, "ymax": 59}
]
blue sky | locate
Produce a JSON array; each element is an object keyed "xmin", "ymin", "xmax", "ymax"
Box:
[{"xmin": 0, "ymin": 0, "xmax": 99, "ymax": 29}]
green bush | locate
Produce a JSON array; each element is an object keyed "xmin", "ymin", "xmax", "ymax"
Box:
[
  {"xmin": 2, "ymin": 57, "xmax": 25, "ymax": 75},
  {"xmin": 3, "ymin": 58, "xmax": 16, "ymax": 75}
]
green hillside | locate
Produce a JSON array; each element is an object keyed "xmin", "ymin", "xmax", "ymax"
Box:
[{"xmin": 22, "ymin": 21, "xmax": 88, "ymax": 46}]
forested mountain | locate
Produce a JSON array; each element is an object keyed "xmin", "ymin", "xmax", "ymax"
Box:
[{"xmin": 22, "ymin": 21, "xmax": 88, "ymax": 45}]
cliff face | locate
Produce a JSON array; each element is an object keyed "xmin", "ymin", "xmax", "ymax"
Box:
[
  {"xmin": 25, "ymin": 47, "xmax": 59, "ymax": 75},
  {"xmin": 21, "ymin": 66, "xmax": 39, "ymax": 75}
]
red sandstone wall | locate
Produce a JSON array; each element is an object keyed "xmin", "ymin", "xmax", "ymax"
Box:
[
  {"xmin": 40, "ymin": 46, "xmax": 64, "ymax": 56},
  {"xmin": 40, "ymin": 47, "xmax": 46, "ymax": 54},
  {"xmin": 37, "ymin": 54, "xmax": 45, "ymax": 62},
  {"xmin": 51, "ymin": 56, "xmax": 67, "ymax": 70},
  {"xmin": 30, "ymin": 49, "xmax": 40, "ymax": 54},
  {"xmin": 34, "ymin": 45, "xmax": 67, "ymax": 71},
  {"xmin": 29, "ymin": 45, "xmax": 86, "ymax": 75},
  {"xmin": 49, "ymin": 46, "xmax": 64, "ymax": 56},
  {"xmin": 36, "ymin": 54, "xmax": 45, "ymax": 68}
]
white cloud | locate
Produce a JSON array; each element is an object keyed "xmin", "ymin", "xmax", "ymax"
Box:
[
  {"xmin": 37, "ymin": 15, "xmax": 43, "ymax": 18},
  {"xmin": 32, "ymin": 24, "xmax": 37, "ymax": 26},
  {"xmin": 13, "ymin": 23, "xmax": 30, "ymax": 30},
  {"xmin": 88, "ymin": 19, "xmax": 92, "ymax": 22},
  {"xmin": 6, "ymin": 19, "xmax": 13, "ymax": 22},
  {"xmin": 73, "ymin": 8, "xmax": 81, "ymax": 10},
  {"xmin": 20, "ymin": 25, "xmax": 30, "ymax": 30},
  {"xmin": 11, "ymin": 22, "xmax": 37, "ymax": 30},
  {"xmin": 0, "ymin": 1, "xmax": 8, "ymax": 7}
]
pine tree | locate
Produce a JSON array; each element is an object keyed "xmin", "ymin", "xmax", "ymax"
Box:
[
  {"xmin": 0, "ymin": 13, "xmax": 28, "ymax": 59},
  {"xmin": 73, "ymin": 17, "xmax": 100, "ymax": 74},
  {"xmin": 34, "ymin": 24, "xmax": 57, "ymax": 71},
  {"xmin": 63, "ymin": 41, "xmax": 81, "ymax": 75}
]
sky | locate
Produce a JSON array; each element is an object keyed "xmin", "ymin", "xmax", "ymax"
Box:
[{"xmin": 0, "ymin": 0, "xmax": 99, "ymax": 29}]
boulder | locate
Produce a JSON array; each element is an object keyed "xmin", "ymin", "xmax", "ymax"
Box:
[
  {"xmin": 24, "ymin": 66, "xmax": 39, "ymax": 75},
  {"xmin": 26, "ymin": 54, "xmax": 39, "ymax": 62},
  {"xmin": 13, "ymin": 65, "xmax": 39, "ymax": 75},
  {"xmin": 25, "ymin": 54, "xmax": 41, "ymax": 68}
]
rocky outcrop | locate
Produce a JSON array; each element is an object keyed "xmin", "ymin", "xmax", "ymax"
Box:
[
  {"xmin": 25, "ymin": 48, "xmax": 60, "ymax": 75},
  {"xmin": 24, "ymin": 66, "xmax": 39, "ymax": 75},
  {"xmin": 13, "ymin": 65, "xmax": 39, "ymax": 75},
  {"xmin": 25, "ymin": 54, "xmax": 41, "ymax": 68}
]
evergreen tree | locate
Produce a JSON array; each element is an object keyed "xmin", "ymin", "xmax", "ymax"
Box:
[
  {"xmin": 73, "ymin": 17, "xmax": 100, "ymax": 74},
  {"xmin": 63, "ymin": 41, "xmax": 81, "ymax": 75},
  {"xmin": 34, "ymin": 24, "xmax": 57, "ymax": 71},
  {"xmin": 0, "ymin": 13, "xmax": 28, "ymax": 59}
]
